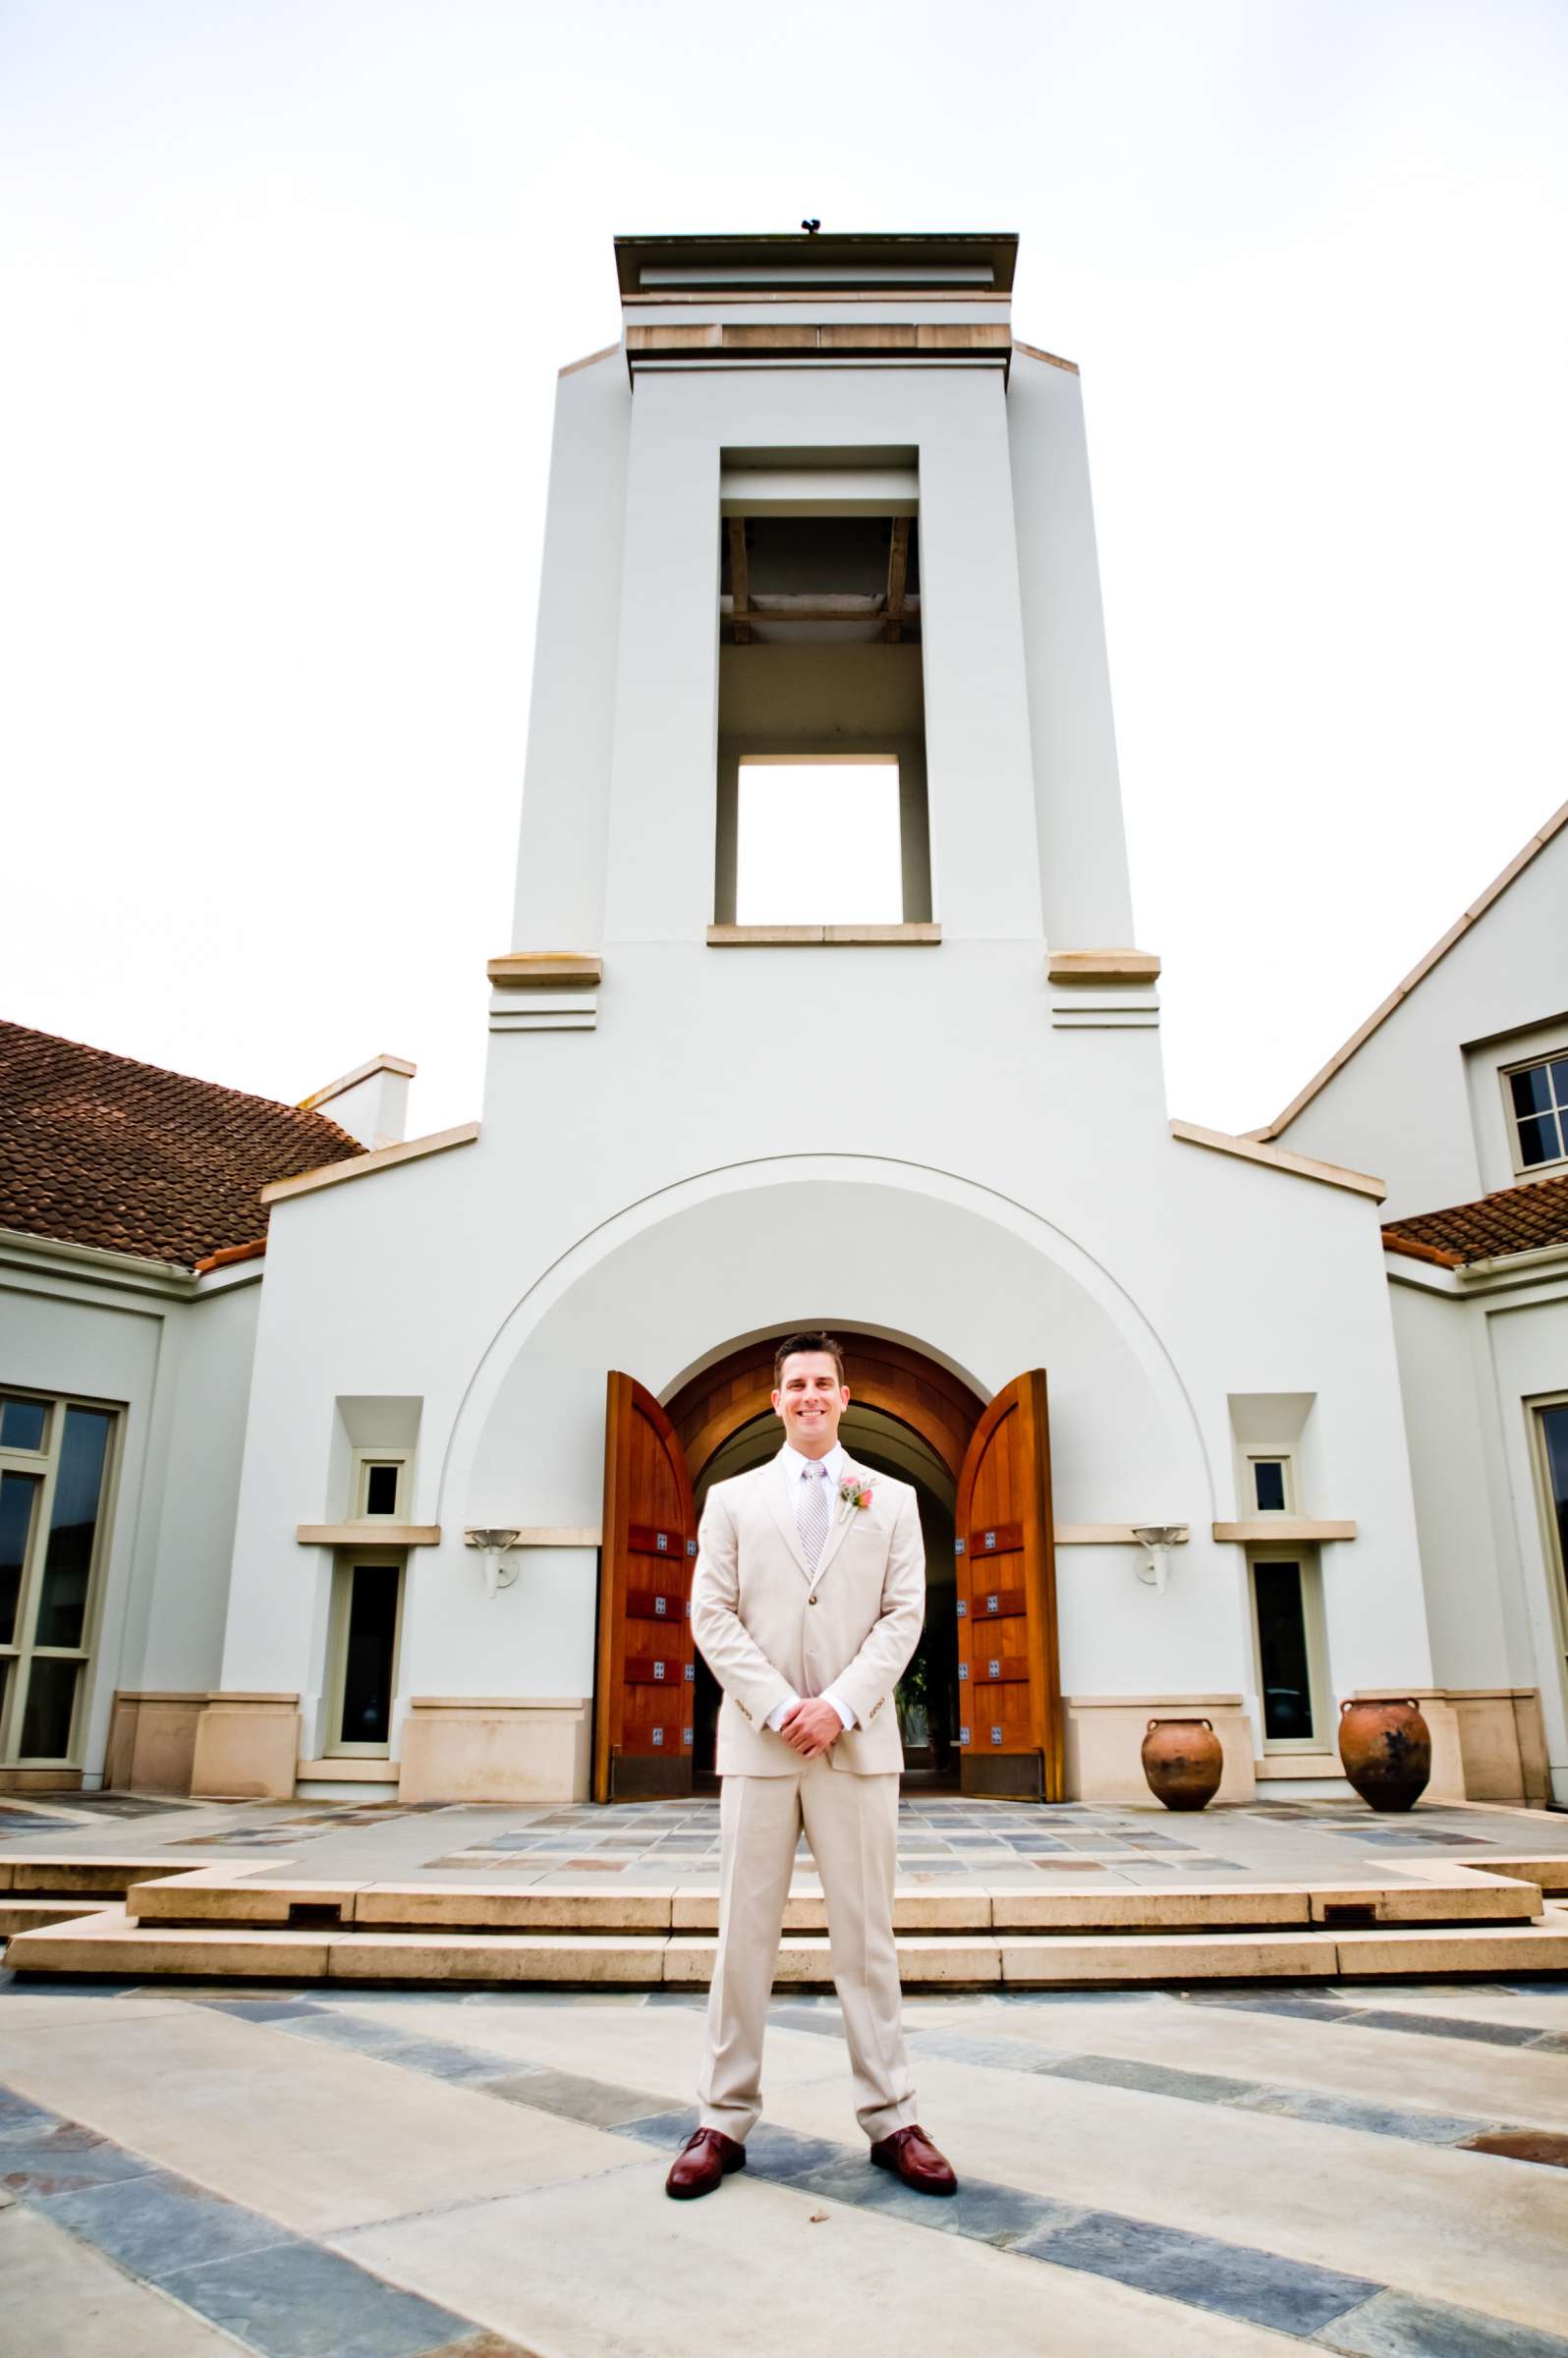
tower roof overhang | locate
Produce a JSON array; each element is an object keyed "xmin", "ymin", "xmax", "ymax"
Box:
[{"xmin": 614, "ymin": 230, "xmax": 1018, "ymax": 300}]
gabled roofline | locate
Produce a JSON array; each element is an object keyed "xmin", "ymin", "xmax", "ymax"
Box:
[{"xmin": 1256, "ymin": 796, "xmax": 1568, "ymax": 1142}]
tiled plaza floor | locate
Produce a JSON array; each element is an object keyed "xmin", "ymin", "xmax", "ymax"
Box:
[
  {"xmin": 3, "ymin": 1964, "xmax": 1568, "ymax": 2355},
  {"xmin": 2, "ymin": 1787, "xmax": 1564, "ymax": 1890}
]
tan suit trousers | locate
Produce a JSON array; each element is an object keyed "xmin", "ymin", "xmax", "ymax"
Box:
[{"xmin": 697, "ymin": 1755, "xmax": 919, "ymax": 2144}]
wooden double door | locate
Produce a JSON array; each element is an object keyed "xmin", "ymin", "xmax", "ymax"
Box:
[{"xmin": 593, "ymin": 1362, "xmax": 1062, "ymax": 1803}]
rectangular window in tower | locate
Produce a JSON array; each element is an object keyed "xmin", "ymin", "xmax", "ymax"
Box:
[
  {"xmin": 736, "ymin": 758, "xmax": 903, "ymax": 925},
  {"xmin": 714, "ymin": 470, "xmax": 931, "ymax": 929}
]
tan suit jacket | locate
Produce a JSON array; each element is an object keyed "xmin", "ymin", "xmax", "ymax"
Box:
[{"xmin": 691, "ymin": 1451, "xmax": 925, "ymax": 1775}]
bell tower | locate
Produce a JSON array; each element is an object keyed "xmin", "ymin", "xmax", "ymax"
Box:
[{"xmin": 489, "ymin": 229, "xmax": 1157, "ymax": 1092}]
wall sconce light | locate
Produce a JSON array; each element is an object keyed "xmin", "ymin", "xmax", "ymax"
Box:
[
  {"xmin": 464, "ymin": 1528, "xmax": 523, "ymax": 1600},
  {"xmin": 1131, "ymin": 1526, "xmax": 1190, "ymax": 1595}
]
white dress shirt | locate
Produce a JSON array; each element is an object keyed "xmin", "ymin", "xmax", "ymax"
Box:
[{"xmin": 764, "ymin": 1439, "xmax": 858, "ymax": 1735}]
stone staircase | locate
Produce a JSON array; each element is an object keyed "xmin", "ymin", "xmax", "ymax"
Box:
[{"xmin": 6, "ymin": 1852, "xmax": 1568, "ymax": 1987}]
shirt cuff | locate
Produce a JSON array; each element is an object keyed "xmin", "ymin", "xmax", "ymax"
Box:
[
  {"xmin": 821, "ymin": 1688, "xmax": 856, "ymax": 1730},
  {"xmin": 765, "ymin": 1694, "xmax": 800, "ymax": 1731}
]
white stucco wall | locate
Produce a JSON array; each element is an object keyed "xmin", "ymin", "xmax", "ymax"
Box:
[
  {"xmin": 1390, "ymin": 1263, "xmax": 1568, "ymax": 1799},
  {"xmin": 1274, "ymin": 823, "xmax": 1568, "ymax": 1220}
]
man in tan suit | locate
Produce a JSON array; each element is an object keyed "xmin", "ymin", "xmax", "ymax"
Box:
[{"xmin": 666, "ymin": 1332, "xmax": 956, "ymax": 2200}]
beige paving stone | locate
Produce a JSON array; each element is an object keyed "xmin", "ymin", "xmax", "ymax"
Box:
[
  {"xmin": 923, "ymin": 1989, "xmax": 1568, "ymax": 2130},
  {"xmin": 332, "ymin": 2153, "xmax": 1305, "ymax": 2358},
  {"xmin": 0, "ymin": 2203, "xmax": 242, "ymax": 2357},
  {"xmin": 1000, "ymin": 1930, "xmax": 1337, "ymax": 1982},
  {"xmin": 8, "ymin": 1906, "xmax": 333, "ymax": 1978},
  {"xmin": 326, "ymin": 1930, "xmax": 669, "ymax": 1983},
  {"xmin": 763, "ymin": 2052, "xmax": 1568, "ymax": 2334},
  {"xmin": 351, "ymin": 1884, "xmax": 673, "ymax": 1931},
  {"xmin": 0, "ymin": 1993, "xmax": 185, "ymax": 2032},
  {"xmin": 0, "ymin": 2002, "xmax": 644, "ymax": 2234},
  {"xmin": 1306, "ymin": 1873, "xmax": 1540, "ymax": 1924}
]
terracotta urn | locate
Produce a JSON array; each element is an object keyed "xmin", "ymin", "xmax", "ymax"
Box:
[
  {"xmin": 1141, "ymin": 1716, "xmax": 1223, "ymax": 1811},
  {"xmin": 1337, "ymin": 1698, "xmax": 1431, "ymax": 1812}
]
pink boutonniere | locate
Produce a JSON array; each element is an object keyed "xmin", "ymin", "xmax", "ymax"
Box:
[{"xmin": 837, "ymin": 1472, "xmax": 875, "ymax": 1521}]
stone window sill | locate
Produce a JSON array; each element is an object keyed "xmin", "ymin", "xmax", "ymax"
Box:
[{"xmin": 706, "ymin": 924, "xmax": 940, "ymax": 947}]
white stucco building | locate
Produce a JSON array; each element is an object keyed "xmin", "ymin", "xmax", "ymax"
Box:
[
  {"xmin": 3, "ymin": 228, "xmax": 1550, "ymax": 1814},
  {"xmin": 1258, "ymin": 805, "xmax": 1568, "ymax": 1805}
]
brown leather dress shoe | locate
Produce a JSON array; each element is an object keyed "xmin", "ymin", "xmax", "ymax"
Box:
[
  {"xmin": 869, "ymin": 2122, "xmax": 958, "ymax": 2194},
  {"xmin": 665, "ymin": 2126, "xmax": 747, "ymax": 2200}
]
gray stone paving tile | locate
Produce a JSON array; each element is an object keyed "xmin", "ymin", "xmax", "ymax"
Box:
[
  {"xmin": 1350, "ymin": 2011, "xmax": 1546, "ymax": 2049},
  {"xmin": 210, "ymin": 1999, "xmax": 327, "ymax": 2023},
  {"xmin": 1014, "ymin": 2209, "xmax": 1378, "ymax": 2335},
  {"xmin": 767, "ymin": 2004, "xmax": 846, "ymax": 2038},
  {"xmin": 796, "ymin": 2150, "xmax": 1065, "ymax": 2243},
  {"xmin": 611, "ymin": 2104, "xmax": 700, "ymax": 2148},
  {"xmin": 1316, "ymin": 2290, "xmax": 1568, "ymax": 2356},
  {"xmin": 0, "ymin": 2119, "xmax": 155, "ymax": 2197},
  {"xmin": 486, "ymin": 2067, "xmax": 676, "ymax": 2128},
  {"xmin": 163, "ymin": 2237, "xmax": 474, "ymax": 2358},
  {"xmin": 36, "ymin": 2166, "xmax": 298, "ymax": 2275},
  {"xmin": 1039, "ymin": 2051, "xmax": 1262, "ymax": 2106},
  {"xmin": 1233, "ymin": 2089, "xmax": 1493, "ymax": 2146}
]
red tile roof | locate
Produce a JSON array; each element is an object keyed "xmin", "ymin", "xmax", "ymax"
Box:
[
  {"xmin": 1383, "ymin": 1172, "xmax": 1568, "ymax": 1268},
  {"xmin": 0, "ymin": 1020, "xmax": 363, "ymax": 1269}
]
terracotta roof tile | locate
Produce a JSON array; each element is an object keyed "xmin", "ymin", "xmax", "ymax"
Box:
[
  {"xmin": 0, "ymin": 1019, "xmax": 363, "ymax": 1269},
  {"xmin": 1383, "ymin": 1172, "xmax": 1568, "ymax": 1267}
]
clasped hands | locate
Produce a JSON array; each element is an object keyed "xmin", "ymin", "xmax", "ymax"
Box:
[{"xmin": 777, "ymin": 1697, "xmax": 844, "ymax": 1760}]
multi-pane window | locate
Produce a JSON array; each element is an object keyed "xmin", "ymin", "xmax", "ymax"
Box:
[
  {"xmin": 1507, "ymin": 1056, "xmax": 1568, "ymax": 1172},
  {"xmin": 0, "ymin": 1391, "xmax": 116, "ymax": 1766},
  {"xmin": 1538, "ymin": 1403, "xmax": 1568, "ymax": 1637}
]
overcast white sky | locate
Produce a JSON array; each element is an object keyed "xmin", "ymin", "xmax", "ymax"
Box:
[{"xmin": 4, "ymin": 1, "xmax": 1565, "ymax": 1144}]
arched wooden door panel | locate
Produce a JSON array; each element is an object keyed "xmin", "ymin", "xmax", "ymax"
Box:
[
  {"xmin": 954, "ymin": 1370, "xmax": 1062, "ymax": 1799},
  {"xmin": 594, "ymin": 1373, "xmax": 699, "ymax": 1802}
]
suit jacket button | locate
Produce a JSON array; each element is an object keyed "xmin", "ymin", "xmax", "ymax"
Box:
[{"xmin": 807, "ymin": 1594, "xmax": 817, "ymax": 1604}]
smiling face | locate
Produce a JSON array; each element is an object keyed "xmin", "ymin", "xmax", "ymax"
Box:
[{"xmin": 772, "ymin": 1350, "xmax": 851, "ymax": 1460}]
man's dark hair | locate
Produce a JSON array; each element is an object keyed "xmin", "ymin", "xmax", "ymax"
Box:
[{"xmin": 773, "ymin": 1330, "xmax": 847, "ymax": 1387}]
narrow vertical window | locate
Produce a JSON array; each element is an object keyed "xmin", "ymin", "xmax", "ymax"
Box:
[
  {"xmin": 1250, "ymin": 1551, "xmax": 1328, "ymax": 1751},
  {"xmin": 327, "ymin": 1556, "xmax": 404, "ymax": 1755}
]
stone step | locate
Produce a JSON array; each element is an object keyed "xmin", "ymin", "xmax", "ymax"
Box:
[
  {"xmin": 0, "ymin": 1897, "xmax": 107, "ymax": 1937},
  {"xmin": 0, "ymin": 1855, "xmax": 197, "ymax": 1896},
  {"xmin": 116, "ymin": 1870, "xmax": 1542, "ymax": 1936},
  {"xmin": 10, "ymin": 1899, "xmax": 1567, "ymax": 1988}
]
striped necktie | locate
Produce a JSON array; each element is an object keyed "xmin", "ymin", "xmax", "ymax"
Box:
[{"xmin": 797, "ymin": 1461, "xmax": 830, "ymax": 1573}]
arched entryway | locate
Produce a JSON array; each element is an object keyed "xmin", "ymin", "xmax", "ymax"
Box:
[
  {"xmin": 667, "ymin": 1334, "xmax": 983, "ymax": 1792},
  {"xmin": 592, "ymin": 1330, "xmax": 1063, "ymax": 1803}
]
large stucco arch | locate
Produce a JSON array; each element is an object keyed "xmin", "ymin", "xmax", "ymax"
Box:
[{"xmin": 439, "ymin": 1153, "xmax": 1213, "ymax": 1528}]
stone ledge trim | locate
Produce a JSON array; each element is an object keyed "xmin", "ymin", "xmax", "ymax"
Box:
[
  {"xmin": 260, "ymin": 1122, "xmax": 479, "ymax": 1206},
  {"xmin": 1170, "ymin": 1119, "xmax": 1386, "ymax": 1201},
  {"xmin": 487, "ymin": 952, "xmax": 603, "ymax": 984},
  {"xmin": 407, "ymin": 1695, "xmax": 589, "ymax": 1711},
  {"xmin": 1214, "ymin": 1517, "xmax": 1357, "ymax": 1543},
  {"xmin": 1047, "ymin": 949, "xmax": 1161, "ymax": 982},
  {"xmin": 296, "ymin": 1524, "xmax": 440, "ymax": 1546}
]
